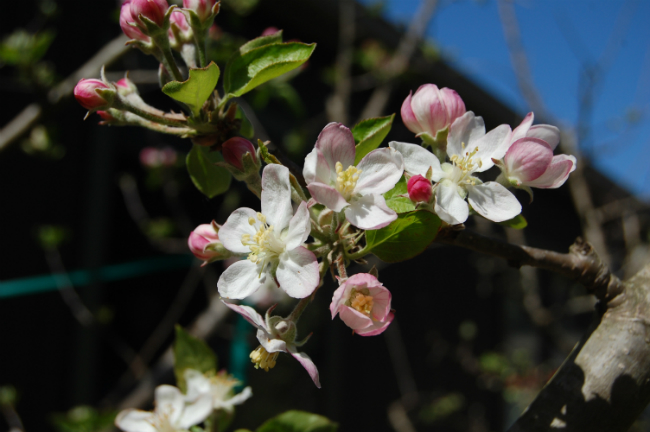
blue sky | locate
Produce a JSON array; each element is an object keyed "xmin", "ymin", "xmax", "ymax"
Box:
[{"xmin": 359, "ymin": 0, "xmax": 650, "ymax": 199}]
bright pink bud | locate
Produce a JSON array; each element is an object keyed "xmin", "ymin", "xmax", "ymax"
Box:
[
  {"xmin": 401, "ymin": 84, "xmax": 466, "ymax": 138},
  {"xmin": 130, "ymin": 0, "xmax": 169, "ymax": 28},
  {"xmin": 330, "ymin": 273, "xmax": 394, "ymax": 336},
  {"xmin": 188, "ymin": 223, "xmax": 224, "ymax": 265},
  {"xmin": 74, "ymin": 79, "xmax": 112, "ymax": 110},
  {"xmin": 222, "ymin": 137, "xmax": 258, "ymax": 171},
  {"xmin": 183, "ymin": 0, "xmax": 218, "ymax": 22},
  {"xmin": 407, "ymin": 174, "xmax": 432, "ymax": 203},
  {"xmin": 120, "ymin": 1, "xmax": 151, "ymax": 42}
]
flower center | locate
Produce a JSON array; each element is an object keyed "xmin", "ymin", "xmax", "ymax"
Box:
[
  {"xmin": 335, "ymin": 162, "xmax": 362, "ymax": 201},
  {"xmin": 250, "ymin": 345, "xmax": 279, "ymax": 372},
  {"xmin": 349, "ymin": 288, "xmax": 374, "ymax": 316},
  {"xmin": 447, "ymin": 142, "xmax": 481, "ymax": 186},
  {"xmin": 150, "ymin": 410, "xmax": 176, "ymax": 432},
  {"xmin": 241, "ymin": 212, "xmax": 284, "ymax": 274},
  {"xmin": 210, "ymin": 373, "xmax": 239, "ymax": 401}
]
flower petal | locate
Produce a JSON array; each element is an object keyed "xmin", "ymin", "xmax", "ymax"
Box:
[
  {"xmin": 510, "ymin": 112, "xmax": 534, "ymax": 143},
  {"xmin": 389, "ymin": 141, "xmax": 444, "ymax": 180},
  {"xmin": 219, "ymin": 208, "xmax": 259, "ymax": 254},
  {"xmin": 221, "ymin": 301, "xmax": 267, "ymax": 330},
  {"xmin": 472, "ymin": 124, "xmax": 511, "ymax": 170},
  {"xmin": 261, "ymin": 164, "xmax": 293, "ymax": 231},
  {"xmin": 339, "ymin": 306, "xmax": 374, "ymax": 331},
  {"xmin": 217, "ymin": 259, "xmax": 276, "ymax": 300},
  {"xmin": 257, "ymin": 328, "xmax": 288, "ymax": 352},
  {"xmin": 355, "ymin": 147, "xmax": 404, "ymax": 195},
  {"xmin": 220, "ymin": 386, "xmax": 253, "ymax": 408},
  {"xmin": 345, "ymin": 194, "xmax": 397, "ymax": 230},
  {"xmin": 524, "ymin": 154, "xmax": 576, "ymax": 188},
  {"xmin": 307, "ymin": 182, "xmax": 349, "ymax": 212},
  {"xmin": 400, "ymin": 91, "xmax": 421, "ymax": 134},
  {"xmin": 447, "ymin": 111, "xmax": 485, "ymax": 158},
  {"xmin": 315, "ymin": 122, "xmax": 356, "ymax": 170},
  {"xmin": 283, "ymin": 202, "xmax": 311, "ymax": 250},
  {"xmin": 356, "ymin": 311, "xmax": 394, "ymax": 336},
  {"xmin": 528, "ymin": 124, "xmax": 561, "ymax": 150},
  {"xmin": 276, "ymin": 247, "xmax": 319, "ymax": 298},
  {"xmin": 329, "ymin": 284, "xmax": 349, "ymax": 319},
  {"xmin": 303, "ymin": 147, "xmax": 333, "ymax": 185},
  {"xmin": 287, "ymin": 345, "xmax": 321, "ymax": 388},
  {"xmin": 467, "ymin": 182, "xmax": 521, "ymax": 222},
  {"xmin": 115, "ymin": 409, "xmax": 157, "ymax": 432},
  {"xmin": 435, "ymin": 183, "xmax": 469, "ymax": 225},
  {"xmin": 184, "ymin": 369, "xmax": 211, "ymax": 402},
  {"xmin": 178, "ymin": 393, "xmax": 213, "ymax": 429},
  {"xmin": 155, "ymin": 385, "xmax": 185, "ymax": 426},
  {"xmin": 504, "ymin": 138, "xmax": 553, "ymax": 182},
  {"xmin": 368, "ymin": 285, "xmax": 392, "ymax": 321}
]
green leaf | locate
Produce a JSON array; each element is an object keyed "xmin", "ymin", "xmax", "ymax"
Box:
[
  {"xmin": 236, "ymin": 105, "xmax": 254, "ymax": 138},
  {"xmin": 238, "ymin": 30, "xmax": 283, "ymax": 54},
  {"xmin": 352, "ymin": 114, "xmax": 394, "ymax": 165},
  {"xmin": 256, "ymin": 411, "xmax": 338, "ymax": 432},
  {"xmin": 162, "ymin": 62, "xmax": 220, "ymax": 117},
  {"xmin": 173, "ymin": 325, "xmax": 217, "ymax": 393},
  {"xmin": 186, "ymin": 145, "xmax": 232, "ymax": 198},
  {"xmin": 497, "ymin": 214, "xmax": 527, "ymax": 230},
  {"xmin": 383, "ymin": 176, "xmax": 415, "ymax": 213},
  {"xmin": 223, "ymin": 42, "xmax": 316, "ymax": 98},
  {"xmin": 365, "ymin": 210, "xmax": 441, "ymax": 263}
]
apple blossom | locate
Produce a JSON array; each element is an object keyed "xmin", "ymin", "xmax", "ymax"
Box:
[
  {"xmin": 502, "ymin": 112, "xmax": 561, "ymax": 153},
  {"xmin": 222, "ymin": 301, "xmax": 321, "ymax": 388},
  {"xmin": 401, "ymin": 84, "xmax": 466, "ymax": 142},
  {"xmin": 222, "ymin": 137, "xmax": 259, "ymax": 172},
  {"xmin": 330, "ymin": 273, "xmax": 394, "ymax": 336},
  {"xmin": 217, "ymin": 164, "xmax": 319, "ymax": 299},
  {"xmin": 303, "ymin": 122, "xmax": 404, "ymax": 230},
  {"xmin": 188, "ymin": 221, "xmax": 232, "ymax": 265},
  {"xmin": 407, "ymin": 174, "xmax": 432, "ymax": 203},
  {"xmin": 184, "ymin": 369, "xmax": 252, "ymax": 411},
  {"xmin": 183, "ymin": 0, "xmax": 218, "ymax": 23},
  {"xmin": 120, "ymin": 1, "xmax": 151, "ymax": 43},
  {"xmin": 115, "ymin": 384, "xmax": 212, "ymax": 432},
  {"xmin": 73, "ymin": 79, "xmax": 113, "ymax": 111}
]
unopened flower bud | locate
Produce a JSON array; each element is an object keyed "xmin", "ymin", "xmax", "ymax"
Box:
[
  {"xmin": 120, "ymin": 0, "xmax": 151, "ymax": 42},
  {"xmin": 114, "ymin": 77, "xmax": 138, "ymax": 97},
  {"xmin": 169, "ymin": 10, "xmax": 191, "ymax": 46},
  {"xmin": 183, "ymin": 0, "xmax": 218, "ymax": 23},
  {"xmin": 407, "ymin": 174, "xmax": 432, "ymax": 203},
  {"xmin": 74, "ymin": 79, "xmax": 113, "ymax": 111},
  {"xmin": 131, "ymin": 0, "xmax": 169, "ymax": 28},
  {"xmin": 222, "ymin": 137, "xmax": 258, "ymax": 171},
  {"xmin": 188, "ymin": 222, "xmax": 230, "ymax": 265},
  {"xmin": 401, "ymin": 84, "xmax": 465, "ymax": 140}
]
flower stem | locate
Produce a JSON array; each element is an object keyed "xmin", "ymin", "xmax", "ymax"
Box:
[
  {"xmin": 113, "ymin": 96, "xmax": 187, "ymax": 128},
  {"xmin": 344, "ymin": 244, "xmax": 371, "ymax": 261}
]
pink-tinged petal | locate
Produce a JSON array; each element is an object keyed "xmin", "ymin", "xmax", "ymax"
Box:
[
  {"xmin": 221, "ymin": 301, "xmax": 266, "ymax": 330},
  {"xmin": 504, "ymin": 138, "xmax": 553, "ymax": 182},
  {"xmin": 329, "ymin": 284, "xmax": 349, "ymax": 319},
  {"xmin": 276, "ymin": 247, "xmax": 319, "ymax": 298},
  {"xmin": 440, "ymin": 87, "xmax": 466, "ymax": 124},
  {"xmin": 355, "ymin": 147, "xmax": 404, "ymax": 195},
  {"xmin": 407, "ymin": 175, "xmax": 433, "ymax": 203},
  {"xmin": 261, "ymin": 164, "xmax": 293, "ymax": 230},
  {"xmin": 154, "ymin": 385, "xmax": 185, "ymax": 426},
  {"xmin": 435, "ymin": 183, "xmax": 469, "ymax": 225},
  {"xmin": 411, "ymin": 84, "xmax": 445, "ymax": 134},
  {"xmin": 307, "ymin": 183, "xmax": 349, "ymax": 212},
  {"xmin": 315, "ymin": 123, "xmax": 356, "ymax": 171},
  {"xmin": 193, "ymin": 223, "xmax": 218, "ymax": 241},
  {"xmin": 345, "ymin": 194, "xmax": 397, "ymax": 230},
  {"xmin": 287, "ymin": 345, "xmax": 321, "ymax": 388},
  {"xmin": 283, "ymin": 202, "xmax": 311, "ymax": 250},
  {"xmin": 447, "ymin": 111, "xmax": 486, "ymax": 158},
  {"xmin": 467, "ymin": 182, "xmax": 521, "ymax": 222},
  {"xmin": 472, "ymin": 124, "xmax": 512, "ymax": 170},
  {"xmin": 389, "ymin": 141, "xmax": 443, "ymax": 180},
  {"xmin": 339, "ymin": 306, "xmax": 374, "ymax": 330},
  {"xmin": 510, "ymin": 112, "xmax": 534, "ymax": 143},
  {"xmin": 303, "ymin": 147, "xmax": 333, "ymax": 185},
  {"xmin": 257, "ymin": 328, "xmax": 288, "ymax": 352},
  {"xmin": 217, "ymin": 260, "xmax": 275, "ymax": 299},
  {"xmin": 401, "ymin": 91, "xmax": 422, "ymax": 134},
  {"xmin": 345, "ymin": 272, "xmax": 381, "ymax": 288},
  {"xmin": 188, "ymin": 231, "xmax": 211, "ymax": 258},
  {"xmin": 219, "ymin": 208, "xmax": 258, "ymax": 254},
  {"xmin": 178, "ymin": 393, "xmax": 212, "ymax": 428},
  {"xmin": 356, "ymin": 311, "xmax": 394, "ymax": 336},
  {"xmin": 524, "ymin": 155, "xmax": 576, "ymax": 188},
  {"xmin": 367, "ymin": 286, "xmax": 392, "ymax": 321},
  {"xmin": 528, "ymin": 124, "xmax": 560, "ymax": 150},
  {"xmin": 115, "ymin": 409, "xmax": 157, "ymax": 432}
]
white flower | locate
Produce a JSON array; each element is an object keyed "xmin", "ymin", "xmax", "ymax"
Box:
[
  {"xmin": 303, "ymin": 123, "xmax": 404, "ymax": 230},
  {"xmin": 184, "ymin": 369, "xmax": 252, "ymax": 412},
  {"xmin": 115, "ymin": 385, "xmax": 212, "ymax": 432},
  {"xmin": 217, "ymin": 164, "xmax": 319, "ymax": 300},
  {"xmin": 390, "ymin": 111, "xmax": 521, "ymax": 225}
]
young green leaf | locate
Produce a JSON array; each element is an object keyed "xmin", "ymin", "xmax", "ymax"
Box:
[
  {"xmin": 238, "ymin": 30, "xmax": 283, "ymax": 54},
  {"xmin": 256, "ymin": 410, "xmax": 339, "ymax": 432},
  {"xmin": 186, "ymin": 144, "xmax": 232, "ymax": 198},
  {"xmin": 497, "ymin": 214, "xmax": 528, "ymax": 229},
  {"xmin": 173, "ymin": 325, "xmax": 217, "ymax": 393},
  {"xmin": 352, "ymin": 114, "xmax": 394, "ymax": 165},
  {"xmin": 162, "ymin": 62, "xmax": 220, "ymax": 117},
  {"xmin": 365, "ymin": 210, "xmax": 441, "ymax": 262},
  {"xmin": 383, "ymin": 176, "xmax": 415, "ymax": 213}
]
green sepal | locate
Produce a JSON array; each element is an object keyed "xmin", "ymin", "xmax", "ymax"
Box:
[
  {"xmin": 186, "ymin": 144, "xmax": 232, "ymax": 198},
  {"xmin": 257, "ymin": 140, "xmax": 281, "ymax": 165},
  {"xmin": 173, "ymin": 325, "xmax": 217, "ymax": 393},
  {"xmin": 497, "ymin": 214, "xmax": 528, "ymax": 230},
  {"xmin": 352, "ymin": 114, "xmax": 395, "ymax": 165},
  {"xmin": 256, "ymin": 410, "xmax": 339, "ymax": 432},
  {"xmin": 162, "ymin": 62, "xmax": 220, "ymax": 117}
]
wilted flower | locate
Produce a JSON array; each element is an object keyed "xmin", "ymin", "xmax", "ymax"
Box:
[
  {"xmin": 184, "ymin": 369, "xmax": 252, "ymax": 411},
  {"xmin": 401, "ymin": 84, "xmax": 466, "ymax": 142}
]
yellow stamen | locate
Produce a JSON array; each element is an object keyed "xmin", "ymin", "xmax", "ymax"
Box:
[
  {"xmin": 349, "ymin": 288, "xmax": 374, "ymax": 316},
  {"xmin": 335, "ymin": 161, "xmax": 362, "ymax": 201},
  {"xmin": 250, "ymin": 346, "xmax": 279, "ymax": 372}
]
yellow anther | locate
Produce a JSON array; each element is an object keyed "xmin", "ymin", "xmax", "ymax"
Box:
[
  {"xmin": 334, "ymin": 162, "xmax": 362, "ymax": 201},
  {"xmin": 257, "ymin": 212, "xmax": 266, "ymax": 223},
  {"xmin": 250, "ymin": 346, "xmax": 279, "ymax": 372},
  {"xmin": 248, "ymin": 217, "xmax": 256, "ymax": 225}
]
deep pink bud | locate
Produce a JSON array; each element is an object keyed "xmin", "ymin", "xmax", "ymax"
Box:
[
  {"xmin": 183, "ymin": 0, "xmax": 218, "ymax": 22},
  {"xmin": 407, "ymin": 174, "xmax": 432, "ymax": 203},
  {"xmin": 188, "ymin": 223, "xmax": 226, "ymax": 265},
  {"xmin": 222, "ymin": 137, "xmax": 258, "ymax": 171},
  {"xmin": 401, "ymin": 84, "xmax": 466, "ymax": 138},
  {"xmin": 120, "ymin": 1, "xmax": 151, "ymax": 42},
  {"xmin": 130, "ymin": 0, "xmax": 169, "ymax": 28},
  {"xmin": 74, "ymin": 79, "xmax": 112, "ymax": 110}
]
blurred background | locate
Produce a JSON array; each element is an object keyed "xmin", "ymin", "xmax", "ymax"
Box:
[{"xmin": 1, "ymin": 0, "xmax": 649, "ymax": 431}]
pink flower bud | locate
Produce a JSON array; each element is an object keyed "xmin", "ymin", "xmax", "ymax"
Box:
[
  {"xmin": 183, "ymin": 0, "xmax": 218, "ymax": 22},
  {"xmin": 261, "ymin": 27, "xmax": 280, "ymax": 36},
  {"xmin": 120, "ymin": 0, "xmax": 151, "ymax": 42},
  {"xmin": 330, "ymin": 273, "xmax": 394, "ymax": 336},
  {"xmin": 407, "ymin": 174, "xmax": 432, "ymax": 203},
  {"xmin": 222, "ymin": 137, "xmax": 258, "ymax": 171},
  {"xmin": 188, "ymin": 223, "xmax": 224, "ymax": 265},
  {"xmin": 170, "ymin": 10, "xmax": 189, "ymax": 32},
  {"xmin": 130, "ymin": 0, "xmax": 169, "ymax": 28},
  {"xmin": 74, "ymin": 79, "xmax": 112, "ymax": 110},
  {"xmin": 114, "ymin": 77, "xmax": 138, "ymax": 96},
  {"xmin": 401, "ymin": 84, "xmax": 466, "ymax": 138}
]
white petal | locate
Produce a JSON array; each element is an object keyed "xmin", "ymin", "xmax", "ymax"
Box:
[
  {"xmin": 389, "ymin": 141, "xmax": 444, "ymax": 180},
  {"xmin": 288, "ymin": 345, "xmax": 321, "ymax": 388},
  {"xmin": 345, "ymin": 194, "xmax": 397, "ymax": 230},
  {"xmin": 447, "ymin": 111, "xmax": 485, "ymax": 157},
  {"xmin": 221, "ymin": 301, "xmax": 267, "ymax": 330},
  {"xmin": 184, "ymin": 369, "xmax": 211, "ymax": 402},
  {"xmin": 178, "ymin": 393, "xmax": 213, "ymax": 429},
  {"xmin": 435, "ymin": 183, "xmax": 469, "ymax": 225},
  {"xmin": 510, "ymin": 112, "xmax": 534, "ymax": 143},
  {"xmin": 217, "ymin": 260, "xmax": 276, "ymax": 300},
  {"xmin": 261, "ymin": 164, "xmax": 293, "ymax": 230},
  {"xmin": 216, "ymin": 386, "xmax": 253, "ymax": 409},
  {"xmin": 307, "ymin": 182, "xmax": 349, "ymax": 212},
  {"xmin": 154, "ymin": 385, "xmax": 185, "ymax": 426},
  {"xmin": 528, "ymin": 124, "xmax": 561, "ymax": 150},
  {"xmin": 354, "ymin": 148, "xmax": 404, "ymax": 195},
  {"xmin": 303, "ymin": 147, "xmax": 333, "ymax": 185},
  {"xmin": 283, "ymin": 202, "xmax": 311, "ymax": 250},
  {"xmin": 315, "ymin": 122, "xmax": 356, "ymax": 171},
  {"xmin": 258, "ymin": 328, "xmax": 288, "ymax": 352},
  {"xmin": 115, "ymin": 409, "xmax": 157, "ymax": 432},
  {"xmin": 467, "ymin": 182, "xmax": 521, "ymax": 222},
  {"xmin": 219, "ymin": 208, "xmax": 258, "ymax": 254},
  {"xmin": 276, "ymin": 247, "xmax": 319, "ymax": 298},
  {"xmin": 472, "ymin": 124, "xmax": 511, "ymax": 171}
]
